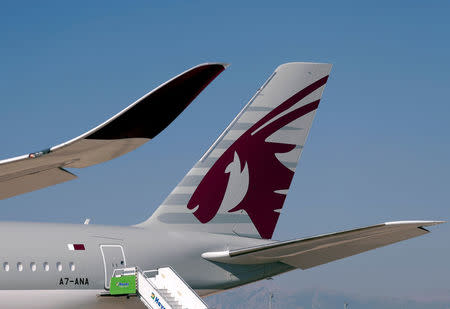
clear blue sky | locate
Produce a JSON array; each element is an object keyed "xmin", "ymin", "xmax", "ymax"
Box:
[{"xmin": 1, "ymin": 0, "xmax": 449, "ymax": 301}]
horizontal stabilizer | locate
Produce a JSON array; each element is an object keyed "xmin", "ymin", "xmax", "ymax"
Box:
[
  {"xmin": 0, "ymin": 63, "xmax": 226, "ymax": 200},
  {"xmin": 202, "ymin": 221, "xmax": 444, "ymax": 269}
]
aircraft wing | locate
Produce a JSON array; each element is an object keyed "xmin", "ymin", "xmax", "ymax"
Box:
[
  {"xmin": 202, "ymin": 220, "xmax": 444, "ymax": 269},
  {"xmin": 0, "ymin": 63, "xmax": 227, "ymax": 200}
]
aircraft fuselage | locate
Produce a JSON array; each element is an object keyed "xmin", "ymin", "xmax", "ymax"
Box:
[{"xmin": 0, "ymin": 221, "xmax": 290, "ymax": 308}]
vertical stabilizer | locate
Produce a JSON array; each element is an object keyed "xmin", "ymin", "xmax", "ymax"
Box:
[{"xmin": 140, "ymin": 62, "xmax": 332, "ymax": 239}]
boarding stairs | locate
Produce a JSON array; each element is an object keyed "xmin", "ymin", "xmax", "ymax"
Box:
[{"xmin": 110, "ymin": 266, "xmax": 208, "ymax": 309}]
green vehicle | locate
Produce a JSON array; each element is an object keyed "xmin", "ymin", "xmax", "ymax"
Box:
[{"xmin": 109, "ymin": 275, "xmax": 136, "ymax": 295}]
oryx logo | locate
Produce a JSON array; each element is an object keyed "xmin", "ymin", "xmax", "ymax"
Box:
[
  {"xmin": 215, "ymin": 151, "xmax": 249, "ymax": 214},
  {"xmin": 187, "ymin": 76, "xmax": 328, "ymax": 239}
]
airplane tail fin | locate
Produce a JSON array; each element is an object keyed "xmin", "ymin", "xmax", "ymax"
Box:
[{"xmin": 139, "ymin": 62, "xmax": 332, "ymax": 239}]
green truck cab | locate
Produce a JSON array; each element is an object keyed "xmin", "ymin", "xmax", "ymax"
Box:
[{"xmin": 109, "ymin": 274, "xmax": 137, "ymax": 295}]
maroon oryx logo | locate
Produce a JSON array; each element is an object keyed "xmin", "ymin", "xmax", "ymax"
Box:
[{"xmin": 187, "ymin": 76, "xmax": 328, "ymax": 239}]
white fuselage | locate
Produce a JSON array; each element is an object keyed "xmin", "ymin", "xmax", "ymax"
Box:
[{"xmin": 0, "ymin": 221, "xmax": 288, "ymax": 308}]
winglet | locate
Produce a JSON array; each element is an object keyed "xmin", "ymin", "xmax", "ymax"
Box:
[{"xmin": 0, "ymin": 63, "xmax": 227, "ymax": 200}]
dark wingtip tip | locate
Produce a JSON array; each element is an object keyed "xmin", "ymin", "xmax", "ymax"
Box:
[{"xmin": 196, "ymin": 62, "xmax": 230, "ymax": 70}]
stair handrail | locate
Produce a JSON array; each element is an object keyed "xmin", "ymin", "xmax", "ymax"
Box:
[
  {"xmin": 112, "ymin": 267, "xmax": 138, "ymax": 278},
  {"xmin": 157, "ymin": 265, "xmax": 209, "ymax": 309},
  {"xmin": 137, "ymin": 271, "xmax": 174, "ymax": 309},
  {"xmin": 135, "ymin": 266, "xmax": 159, "ymax": 290}
]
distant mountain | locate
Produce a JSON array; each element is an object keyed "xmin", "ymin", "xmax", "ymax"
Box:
[{"xmin": 204, "ymin": 282, "xmax": 450, "ymax": 309}]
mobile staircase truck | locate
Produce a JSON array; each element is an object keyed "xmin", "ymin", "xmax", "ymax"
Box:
[{"xmin": 109, "ymin": 267, "xmax": 209, "ymax": 309}]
